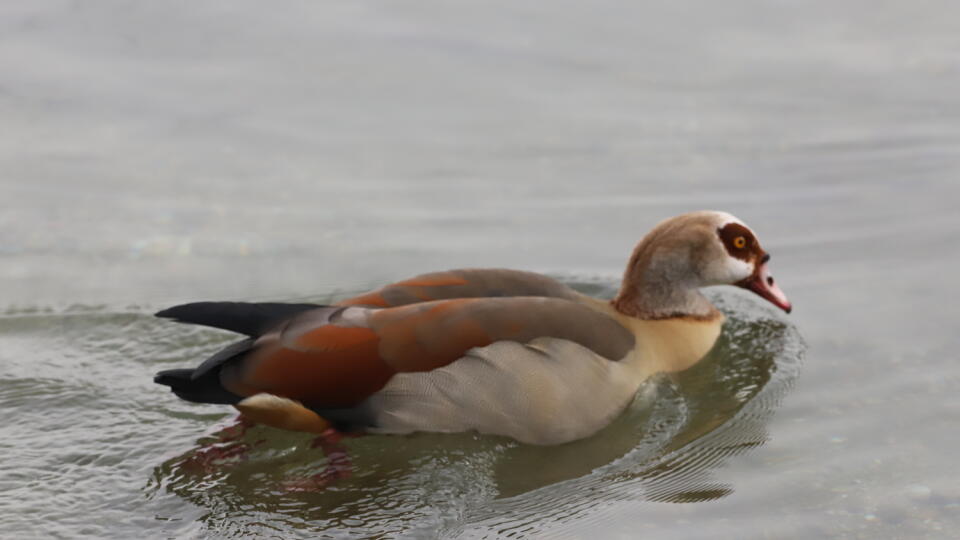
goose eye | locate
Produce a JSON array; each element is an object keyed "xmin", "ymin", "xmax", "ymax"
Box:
[{"xmin": 734, "ymin": 236, "xmax": 747, "ymax": 249}]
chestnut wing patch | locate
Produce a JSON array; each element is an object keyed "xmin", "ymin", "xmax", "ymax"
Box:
[{"xmin": 223, "ymin": 322, "xmax": 393, "ymax": 408}]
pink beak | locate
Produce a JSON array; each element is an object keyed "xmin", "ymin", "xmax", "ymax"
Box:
[{"xmin": 738, "ymin": 259, "xmax": 792, "ymax": 313}]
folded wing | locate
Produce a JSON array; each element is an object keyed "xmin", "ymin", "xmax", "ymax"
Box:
[{"xmin": 220, "ymin": 297, "xmax": 635, "ymax": 410}]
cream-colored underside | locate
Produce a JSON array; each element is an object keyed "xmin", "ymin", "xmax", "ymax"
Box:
[
  {"xmin": 366, "ymin": 301, "xmax": 723, "ymax": 445},
  {"xmin": 366, "ymin": 337, "xmax": 640, "ymax": 445}
]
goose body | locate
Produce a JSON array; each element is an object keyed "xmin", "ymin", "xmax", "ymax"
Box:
[{"xmin": 155, "ymin": 211, "xmax": 791, "ymax": 445}]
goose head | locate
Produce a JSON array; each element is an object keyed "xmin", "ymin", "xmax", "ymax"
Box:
[{"xmin": 613, "ymin": 211, "xmax": 792, "ymax": 319}]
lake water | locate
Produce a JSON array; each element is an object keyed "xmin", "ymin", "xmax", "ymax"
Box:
[{"xmin": 2, "ymin": 1, "xmax": 959, "ymax": 538}]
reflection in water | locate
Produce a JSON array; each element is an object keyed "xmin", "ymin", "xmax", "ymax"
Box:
[{"xmin": 146, "ymin": 289, "xmax": 804, "ymax": 538}]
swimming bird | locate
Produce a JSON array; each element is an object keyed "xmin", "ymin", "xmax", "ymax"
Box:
[{"xmin": 154, "ymin": 211, "xmax": 790, "ymax": 484}]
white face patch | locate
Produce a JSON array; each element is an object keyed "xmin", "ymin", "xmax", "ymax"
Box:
[
  {"xmin": 703, "ymin": 254, "xmax": 753, "ymax": 285},
  {"xmin": 702, "ymin": 211, "xmax": 755, "ymax": 285}
]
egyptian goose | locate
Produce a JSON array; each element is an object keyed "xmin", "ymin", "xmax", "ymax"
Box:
[{"xmin": 155, "ymin": 211, "xmax": 790, "ymax": 456}]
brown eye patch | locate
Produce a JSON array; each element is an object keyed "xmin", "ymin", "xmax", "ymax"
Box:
[{"xmin": 717, "ymin": 223, "xmax": 757, "ymax": 261}]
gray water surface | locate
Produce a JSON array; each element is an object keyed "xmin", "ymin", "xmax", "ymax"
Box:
[{"xmin": 2, "ymin": 1, "xmax": 959, "ymax": 538}]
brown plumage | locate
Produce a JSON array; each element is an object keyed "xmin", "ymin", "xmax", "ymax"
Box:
[{"xmin": 154, "ymin": 210, "xmax": 791, "ymax": 446}]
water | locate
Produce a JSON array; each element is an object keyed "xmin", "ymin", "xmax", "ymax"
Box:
[{"xmin": 2, "ymin": 1, "xmax": 958, "ymax": 538}]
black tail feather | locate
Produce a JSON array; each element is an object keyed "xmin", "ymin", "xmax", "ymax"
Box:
[
  {"xmin": 153, "ymin": 368, "xmax": 194, "ymax": 388},
  {"xmin": 155, "ymin": 301, "xmax": 323, "ymax": 337},
  {"xmin": 154, "ymin": 367, "xmax": 241, "ymax": 405},
  {"xmin": 154, "ymin": 301, "xmax": 326, "ymax": 405}
]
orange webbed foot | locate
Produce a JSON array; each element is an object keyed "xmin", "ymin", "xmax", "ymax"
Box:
[
  {"xmin": 180, "ymin": 415, "xmax": 264, "ymax": 473},
  {"xmin": 281, "ymin": 428, "xmax": 354, "ymax": 492}
]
